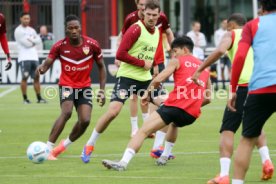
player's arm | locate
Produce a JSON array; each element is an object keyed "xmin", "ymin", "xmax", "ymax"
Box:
[
  {"xmin": 228, "ymin": 20, "xmax": 255, "ymax": 112},
  {"xmin": 95, "ymin": 57, "xmax": 107, "ymax": 107},
  {"xmin": 192, "ymin": 32, "xmax": 232, "ymax": 85},
  {"xmin": 165, "ymin": 27, "xmax": 174, "ymax": 46},
  {"xmin": 114, "ymin": 32, "xmax": 122, "ymax": 67},
  {"xmin": 37, "ymin": 57, "xmax": 54, "ymax": 75},
  {"xmin": 116, "ymin": 25, "xmax": 152, "ymax": 70},
  {"xmin": 201, "ymin": 78, "xmax": 212, "ymax": 106},
  {"xmin": 0, "ymin": 33, "xmax": 12, "ymax": 70},
  {"xmin": 95, "ymin": 58, "xmax": 106, "ymax": 92},
  {"xmin": 142, "ymin": 59, "xmax": 179, "ymax": 103}
]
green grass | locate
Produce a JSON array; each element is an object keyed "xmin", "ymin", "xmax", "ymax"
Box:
[{"xmin": 0, "ymin": 85, "xmax": 276, "ymax": 184}]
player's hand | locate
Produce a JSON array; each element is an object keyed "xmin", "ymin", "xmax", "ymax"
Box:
[
  {"xmin": 97, "ymin": 90, "xmax": 106, "ymax": 107},
  {"xmin": 141, "ymin": 90, "xmax": 150, "ymax": 105},
  {"xmin": 227, "ymin": 92, "xmax": 237, "ymax": 112},
  {"xmin": 191, "ymin": 70, "xmax": 201, "ymax": 86},
  {"xmin": 152, "ymin": 65, "xmax": 159, "ymax": 78},
  {"xmin": 5, "ymin": 57, "xmax": 12, "ymax": 71},
  {"xmin": 114, "ymin": 59, "xmax": 121, "ymax": 67},
  {"xmin": 144, "ymin": 61, "xmax": 153, "ymax": 71},
  {"xmin": 37, "ymin": 64, "xmax": 46, "ymax": 75}
]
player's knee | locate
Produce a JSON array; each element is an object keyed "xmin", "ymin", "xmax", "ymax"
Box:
[
  {"xmin": 79, "ymin": 118, "xmax": 90, "ymax": 127},
  {"xmin": 62, "ymin": 111, "xmax": 73, "ymax": 120}
]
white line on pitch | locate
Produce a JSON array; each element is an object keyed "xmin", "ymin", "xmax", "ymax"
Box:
[
  {"xmin": 1, "ymin": 149, "xmax": 276, "ymax": 159},
  {"xmin": 0, "ymin": 86, "xmax": 17, "ymax": 98}
]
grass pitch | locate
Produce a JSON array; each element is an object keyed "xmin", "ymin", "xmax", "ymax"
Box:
[{"xmin": 0, "ymin": 85, "xmax": 275, "ymax": 184}]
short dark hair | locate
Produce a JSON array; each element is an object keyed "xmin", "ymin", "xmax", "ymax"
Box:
[
  {"xmin": 145, "ymin": 0, "xmax": 160, "ymax": 12},
  {"xmin": 227, "ymin": 13, "xmax": 247, "ymax": 26},
  {"xmin": 171, "ymin": 36, "xmax": 194, "ymax": 52},
  {"xmin": 259, "ymin": 0, "xmax": 276, "ymax": 11},
  {"xmin": 20, "ymin": 12, "xmax": 30, "ymax": 18},
  {"xmin": 65, "ymin": 14, "xmax": 80, "ymax": 26}
]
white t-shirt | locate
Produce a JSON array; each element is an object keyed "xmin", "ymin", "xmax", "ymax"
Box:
[
  {"xmin": 187, "ymin": 30, "xmax": 207, "ymax": 60},
  {"xmin": 14, "ymin": 25, "xmax": 42, "ymax": 62},
  {"xmin": 214, "ymin": 28, "xmax": 227, "ymax": 47}
]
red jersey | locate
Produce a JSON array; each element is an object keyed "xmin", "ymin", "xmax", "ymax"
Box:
[
  {"xmin": 48, "ymin": 36, "xmax": 103, "ymax": 88},
  {"xmin": 0, "ymin": 13, "xmax": 6, "ymax": 34},
  {"xmin": 0, "ymin": 13, "xmax": 9, "ymax": 55},
  {"xmin": 121, "ymin": 11, "xmax": 170, "ymax": 64},
  {"xmin": 164, "ymin": 55, "xmax": 209, "ymax": 118},
  {"xmin": 231, "ymin": 17, "xmax": 276, "ymax": 94}
]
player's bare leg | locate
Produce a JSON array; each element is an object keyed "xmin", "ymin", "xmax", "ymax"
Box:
[
  {"xmin": 102, "ymin": 111, "xmax": 167, "ymax": 171},
  {"xmin": 48, "ymin": 101, "xmax": 74, "ymax": 143},
  {"xmin": 233, "ymin": 137, "xmax": 256, "ymax": 181},
  {"xmin": 81, "ymin": 101, "xmax": 124, "ymax": 163},
  {"xmin": 95, "ymin": 101, "xmax": 124, "ymax": 133},
  {"xmin": 33, "ymin": 71, "xmax": 46, "ymax": 103},
  {"xmin": 21, "ymin": 77, "xmax": 30, "ymax": 103},
  {"xmin": 156, "ymin": 124, "xmax": 177, "ymax": 165},
  {"xmin": 69, "ymin": 104, "xmax": 92, "ymax": 141}
]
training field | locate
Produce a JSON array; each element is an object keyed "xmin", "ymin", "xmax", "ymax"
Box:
[{"xmin": 0, "ymin": 85, "xmax": 276, "ymax": 184}]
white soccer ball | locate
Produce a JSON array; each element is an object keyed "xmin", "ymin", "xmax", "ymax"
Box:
[{"xmin": 26, "ymin": 141, "xmax": 50, "ymax": 164}]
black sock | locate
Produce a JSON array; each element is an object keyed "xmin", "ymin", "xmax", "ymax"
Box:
[
  {"xmin": 23, "ymin": 94, "xmax": 28, "ymax": 100},
  {"xmin": 37, "ymin": 94, "xmax": 42, "ymax": 100}
]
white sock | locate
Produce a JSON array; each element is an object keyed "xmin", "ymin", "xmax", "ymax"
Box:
[
  {"xmin": 220, "ymin": 157, "xmax": 231, "ymax": 177},
  {"xmin": 86, "ymin": 129, "xmax": 100, "ymax": 146},
  {"xmin": 120, "ymin": 148, "xmax": 136, "ymax": 164},
  {"xmin": 130, "ymin": 116, "xmax": 138, "ymax": 132},
  {"xmin": 259, "ymin": 146, "xmax": 271, "ymax": 164},
  {"xmin": 232, "ymin": 179, "xmax": 244, "ymax": 184},
  {"xmin": 152, "ymin": 130, "xmax": 166, "ymax": 149},
  {"xmin": 63, "ymin": 138, "xmax": 72, "ymax": 148},
  {"xmin": 161, "ymin": 141, "xmax": 174, "ymax": 157},
  {"xmin": 142, "ymin": 113, "xmax": 149, "ymax": 122},
  {"xmin": 47, "ymin": 141, "xmax": 55, "ymax": 151}
]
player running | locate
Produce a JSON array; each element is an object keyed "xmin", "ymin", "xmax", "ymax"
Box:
[{"xmin": 37, "ymin": 15, "xmax": 106, "ymax": 160}]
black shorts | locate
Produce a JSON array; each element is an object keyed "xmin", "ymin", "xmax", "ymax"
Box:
[
  {"xmin": 220, "ymin": 86, "xmax": 248, "ymax": 133},
  {"xmin": 110, "ymin": 77, "xmax": 151, "ymax": 104},
  {"xmin": 59, "ymin": 86, "xmax": 93, "ymax": 109},
  {"xmin": 150, "ymin": 63, "xmax": 167, "ymax": 98},
  {"xmin": 20, "ymin": 60, "xmax": 39, "ymax": 79},
  {"xmin": 242, "ymin": 93, "xmax": 276, "ymax": 138},
  {"xmin": 156, "ymin": 104, "xmax": 196, "ymax": 127},
  {"xmin": 220, "ymin": 56, "xmax": 231, "ymax": 69}
]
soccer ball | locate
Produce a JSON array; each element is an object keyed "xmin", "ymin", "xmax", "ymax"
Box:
[{"xmin": 26, "ymin": 141, "xmax": 50, "ymax": 164}]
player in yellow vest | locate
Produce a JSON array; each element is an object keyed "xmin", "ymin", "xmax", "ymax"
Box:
[
  {"xmin": 80, "ymin": 0, "xmax": 161, "ymax": 164},
  {"xmin": 192, "ymin": 13, "xmax": 273, "ymax": 184}
]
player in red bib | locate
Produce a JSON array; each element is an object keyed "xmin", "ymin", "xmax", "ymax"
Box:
[
  {"xmin": 102, "ymin": 36, "xmax": 211, "ymax": 171},
  {"xmin": 0, "ymin": 13, "xmax": 12, "ymax": 71},
  {"xmin": 37, "ymin": 15, "xmax": 106, "ymax": 160}
]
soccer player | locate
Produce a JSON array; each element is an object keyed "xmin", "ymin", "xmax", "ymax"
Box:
[
  {"xmin": 192, "ymin": 13, "xmax": 273, "ymax": 184},
  {"xmin": 81, "ymin": 0, "xmax": 160, "ymax": 164},
  {"xmin": 101, "ymin": 36, "xmax": 211, "ymax": 171},
  {"xmin": 14, "ymin": 12, "xmax": 46, "ymax": 104},
  {"xmin": 116, "ymin": 0, "xmax": 149, "ymax": 138},
  {"xmin": 228, "ymin": 1, "xmax": 276, "ymax": 183},
  {"xmin": 116, "ymin": 0, "xmax": 174, "ymax": 139},
  {"xmin": 0, "ymin": 13, "xmax": 12, "ymax": 71},
  {"xmin": 37, "ymin": 15, "xmax": 106, "ymax": 160}
]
